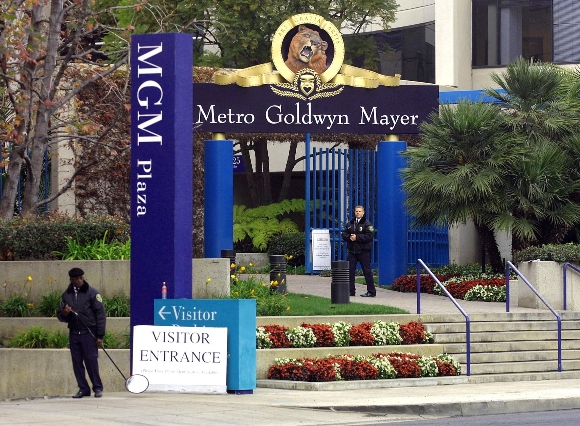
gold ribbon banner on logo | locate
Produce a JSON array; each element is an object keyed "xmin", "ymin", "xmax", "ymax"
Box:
[
  {"xmin": 214, "ymin": 63, "xmax": 400, "ymax": 88},
  {"xmin": 213, "ymin": 63, "xmax": 285, "ymax": 87}
]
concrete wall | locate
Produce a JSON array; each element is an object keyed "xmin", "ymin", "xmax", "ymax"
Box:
[
  {"xmin": 0, "ymin": 341, "xmax": 446, "ymax": 400},
  {"xmin": 236, "ymin": 253, "xmax": 269, "ymax": 269},
  {"xmin": 517, "ymin": 261, "xmax": 580, "ymax": 310},
  {"xmin": 0, "ymin": 259, "xmax": 231, "ymax": 304},
  {"xmin": 1, "ymin": 312, "xmax": 455, "ymax": 399},
  {"xmin": 0, "ymin": 348, "xmax": 129, "ymax": 400}
]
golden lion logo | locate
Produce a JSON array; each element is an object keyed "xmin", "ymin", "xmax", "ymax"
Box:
[{"xmin": 284, "ymin": 25, "xmax": 329, "ymax": 75}]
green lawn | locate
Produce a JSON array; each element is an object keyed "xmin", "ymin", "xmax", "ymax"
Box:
[{"xmin": 282, "ymin": 292, "xmax": 409, "ymax": 316}]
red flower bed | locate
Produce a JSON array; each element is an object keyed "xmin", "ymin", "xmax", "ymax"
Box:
[
  {"xmin": 435, "ymin": 360, "xmax": 457, "ymax": 376},
  {"xmin": 378, "ymin": 353, "xmax": 421, "ymax": 378},
  {"xmin": 263, "ymin": 325, "xmax": 291, "ymax": 348},
  {"xmin": 268, "ymin": 357, "xmax": 379, "ymax": 381},
  {"xmin": 399, "ymin": 321, "xmax": 426, "ymax": 345},
  {"xmin": 267, "ymin": 352, "xmax": 459, "ymax": 382},
  {"xmin": 443, "ymin": 278, "xmax": 505, "ymax": 299},
  {"xmin": 268, "ymin": 363, "xmax": 305, "ymax": 381},
  {"xmin": 334, "ymin": 358, "xmax": 378, "ymax": 380},
  {"xmin": 302, "ymin": 359, "xmax": 337, "ymax": 382},
  {"xmin": 391, "ymin": 274, "xmax": 455, "ymax": 293},
  {"xmin": 301, "ymin": 323, "xmax": 335, "ymax": 347},
  {"xmin": 259, "ymin": 321, "xmax": 432, "ymax": 349},
  {"xmin": 349, "ymin": 322, "xmax": 375, "ymax": 346},
  {"xmin": 392, "ymin": 274, "xmax": 505, "ymax": 300}
]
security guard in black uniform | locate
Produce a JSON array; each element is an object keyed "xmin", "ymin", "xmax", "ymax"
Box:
[
  {"xmin": 57, "ymin": 267, "xmax": 106, "ymax": 398},
  {"xmin": 341, "ymin": 206, "xmax": 376, "ymax": 297}
]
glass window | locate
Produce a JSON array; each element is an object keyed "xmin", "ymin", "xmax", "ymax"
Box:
[
  {"xmin": 352, "ymin": 23, "xmax": 435, "ymax": 83},
  {"xmin": 472, "ymin": 0, "xmax": 553, "ymax": 66}
]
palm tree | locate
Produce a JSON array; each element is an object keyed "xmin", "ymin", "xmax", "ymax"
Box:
[
  {"xmin": 486, "ymin": 59, "xmax": 580, "ymax": 250},
  {"xmin": 402, "ymin": 101, "xmax": 520, "ymax": 272}
]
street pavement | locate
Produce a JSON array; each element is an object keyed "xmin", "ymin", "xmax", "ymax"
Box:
[{"xmin": 2, "ymin": 274, "xmax": 579, "ymax": 426}]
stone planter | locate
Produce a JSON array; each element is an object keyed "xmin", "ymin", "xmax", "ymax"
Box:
[
  {"xmin": 515, "ymin": 261, "xmax": 580, "ymax": 310},
  {"xmin": 0, "ymin": 348, "xmax": 129, "ymax": 400},
  {"xmin": 507, "ymin": 279, "xmax": 518, "ymax": 308},
  {"xmin": 236, "ymin": 253, "xmax": 269, "ymax": 269},
  {"xmin": 0, "ymin": 259, "xmax": 231, "ymax": 304}
]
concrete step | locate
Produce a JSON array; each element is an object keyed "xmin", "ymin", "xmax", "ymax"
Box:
[
  {"xmin": 444, "ymin": 340, "xmax": 580, "ymax": 353},
  {"xmin": 452, "ymin": 349, "xmax": 580, "ymax": 364},
  {"xmin": 433, "ymin": 330, "xmax": 580, "ymax": 343},
  {"xmin": 461, "ymin": 359, "xmax": 580, "ymax": 375},
  {"xmin": 427, "ymin": 320, "xmax": 565, "ymax": 334},
  {"xmin": 465, "ymin": 370, "xmax": 580, "ymax": 383},
  {"xmin": 420, "ymin": 312, "xmax": 580, "ymax": 379}
]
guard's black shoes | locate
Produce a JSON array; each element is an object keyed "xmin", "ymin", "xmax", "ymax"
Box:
[
  {"xmin": 360, "ymin": 292, "xmax": 376, "ymax": 297},
  {"xmin": 72, "ymin": 391, "xmax": 90, "ymax": 398},
  {"xmin": 94, "ymin": 390, "xmax": 103, "ymax": 398},
  {"xmin": 350, "ymin": 292, "xmax": 356, "ymax": 296}
]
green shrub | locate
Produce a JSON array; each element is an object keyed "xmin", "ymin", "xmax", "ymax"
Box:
[
  {"xmin": 38, "ymin": 290, "xmax": 62, "ymax": 317},
  {"xmin": 267, "ymin": 232, "xmax": 305, "ymax": 266},
  {"xmin": 513, "ymin": 243, "xmax": 580, "ymax": 265},
  {"xmin": 233, "ymin": 236, "xmax": 261, "ymax": 253},
  {"xmin": 6, "ymin": 327, "xmax": 128, "ymax": 349},
  {"xmin": 233, "ymin": 199, "xmax": 304, "ymax": 251},
  {"xmin": 7, "ymin": 326, "xmax": 68, "ymax": 348},
  {"xmin": 229, "ymin": 277, "xmax": 287, "ymax": 316},
  {"xmin": 53, "ymin": 230, "xmax": 131, "ymax": 260},
  {"xmin": 103, "ymin": 294, "xmax": 130, "ymax": 317},
  {"xmin": 0, "ymin": 295, "xmax": 33, "ymax": 317},
  {"xmin": 103, "ymin": 331, "xmax": 128, "ymax": 349},
  {"xmin": 0, "ymin": 213, "xmax": 129, "ymax": 261},
  {"xmin": 464, "ymin": 284, "xmax": 506, "ymax": 302},
  {"xmin": 410, "ymin": 263, "xmax": 494, "ymax": 276}
]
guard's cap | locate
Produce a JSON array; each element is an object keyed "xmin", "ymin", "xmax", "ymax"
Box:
[{"xmin": 68, "ymin": 267, "xmax": 85, "ymax": 278}]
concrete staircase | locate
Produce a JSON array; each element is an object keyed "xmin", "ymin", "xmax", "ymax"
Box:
[{"xmin": 424, "ymin": 311, "xmax": 580, "ymax": 382}]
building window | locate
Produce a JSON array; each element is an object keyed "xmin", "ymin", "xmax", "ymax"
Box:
[
  {"xmin": 352, "ymin": 23, "xmax": 435, "ymax": 83},
  {"xmin": 472, "ymin": 0, "xmax": 553, "ymax": 66}
]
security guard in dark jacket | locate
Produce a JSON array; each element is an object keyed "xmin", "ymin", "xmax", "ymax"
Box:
[
  {"xmin": 341, "ymin": 206, "xmax": 376, "ymax": 297},
  {"xmin": 57, "ymin": 267, "xmax": 106, "ymax": 398}
]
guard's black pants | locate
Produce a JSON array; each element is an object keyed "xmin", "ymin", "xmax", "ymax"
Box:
[
  {"xmin": 348, "ymin": 251, "xmax": 375, "ymax": 295},
  {"xmin": 69, "ymin": 331, "xmax": 103, "ymax": 394}
]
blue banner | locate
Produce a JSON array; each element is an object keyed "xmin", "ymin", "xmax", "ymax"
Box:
[{"xmin": 130, "ymin": 33, "xmax": 193, "ymax": 330}]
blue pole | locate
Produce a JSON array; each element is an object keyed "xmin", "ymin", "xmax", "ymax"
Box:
[
  {"xmin": 204, "ymin": 138, "xmax": 234, "ymax": 257},
  {"xmin": 305, "ymin": 133, "xmax": 312, "ymax": 273},
  {"xmin": 377, "ymin": 140, "xmax": 408, "ymax": 286}
]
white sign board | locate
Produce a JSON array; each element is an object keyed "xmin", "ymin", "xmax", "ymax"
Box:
[
  {"xmin": 312, "ymin": 229, "xmax": 332, "ymax": 270},
  {"xmin": 132, "ymin": 325, "xmax": 228, "ymax": 394}
]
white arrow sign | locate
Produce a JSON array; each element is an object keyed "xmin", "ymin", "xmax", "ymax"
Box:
[{"xmin": 158, "ymin": 305, "xmax": 171, "ymax": 320}]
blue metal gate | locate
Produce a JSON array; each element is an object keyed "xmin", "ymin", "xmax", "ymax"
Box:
[{"xmin": 305, "ymin": 137, "xmax": 449, "ymax": 274}]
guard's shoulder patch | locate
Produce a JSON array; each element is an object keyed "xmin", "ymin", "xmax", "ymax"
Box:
[
  {"xmin": 367, "ymin": 226, "xmax": 375, "ymax": 232},
  {"xmin": 96, "ymin": 294, "xmax": 103, "ymax": 303}
]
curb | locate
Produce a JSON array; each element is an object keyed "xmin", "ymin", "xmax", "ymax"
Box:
[
  {"xmin": 257, "ymin": 376, "xmax": 468, "ymax": 391},
  {"xmin": 311, "ymin": 396, "xmax": 580, "ymax": 417}
]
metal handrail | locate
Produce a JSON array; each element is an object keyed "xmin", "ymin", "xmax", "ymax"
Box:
[
  {"xmin": 563, "ymin": 262, "xmax": 580, "ymax": 311},
  {"xmin": 416, "ymin": 259, "xmax": 471, "ymax": 376},
  {"xmin": 505, "ymin": 261, "xmax": 562, "ymax": 372}
]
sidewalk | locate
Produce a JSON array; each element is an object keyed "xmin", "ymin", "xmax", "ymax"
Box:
[
  {"xmin": 2, "ymin": 274, "xmax": 577, "ymax": 425},
  {"xmin": 3, "ymin": 379, "xmax": 580, "ymax": 425}
]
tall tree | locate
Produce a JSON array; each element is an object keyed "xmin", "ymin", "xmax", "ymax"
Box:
[
  {"xmin": 0, "ymin": 0, "xmax": 135, "ymax": 220},
  {"xmin": 404, "ymin": 60, "xmax": 580, "ymax": 271},
  {"xmin": 486, "ymin": 59, "xmax": 580, "ymax": 250},
  {"xmin": 402, "ymin": 101, "xmax": 519, "ymax": 272}
]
